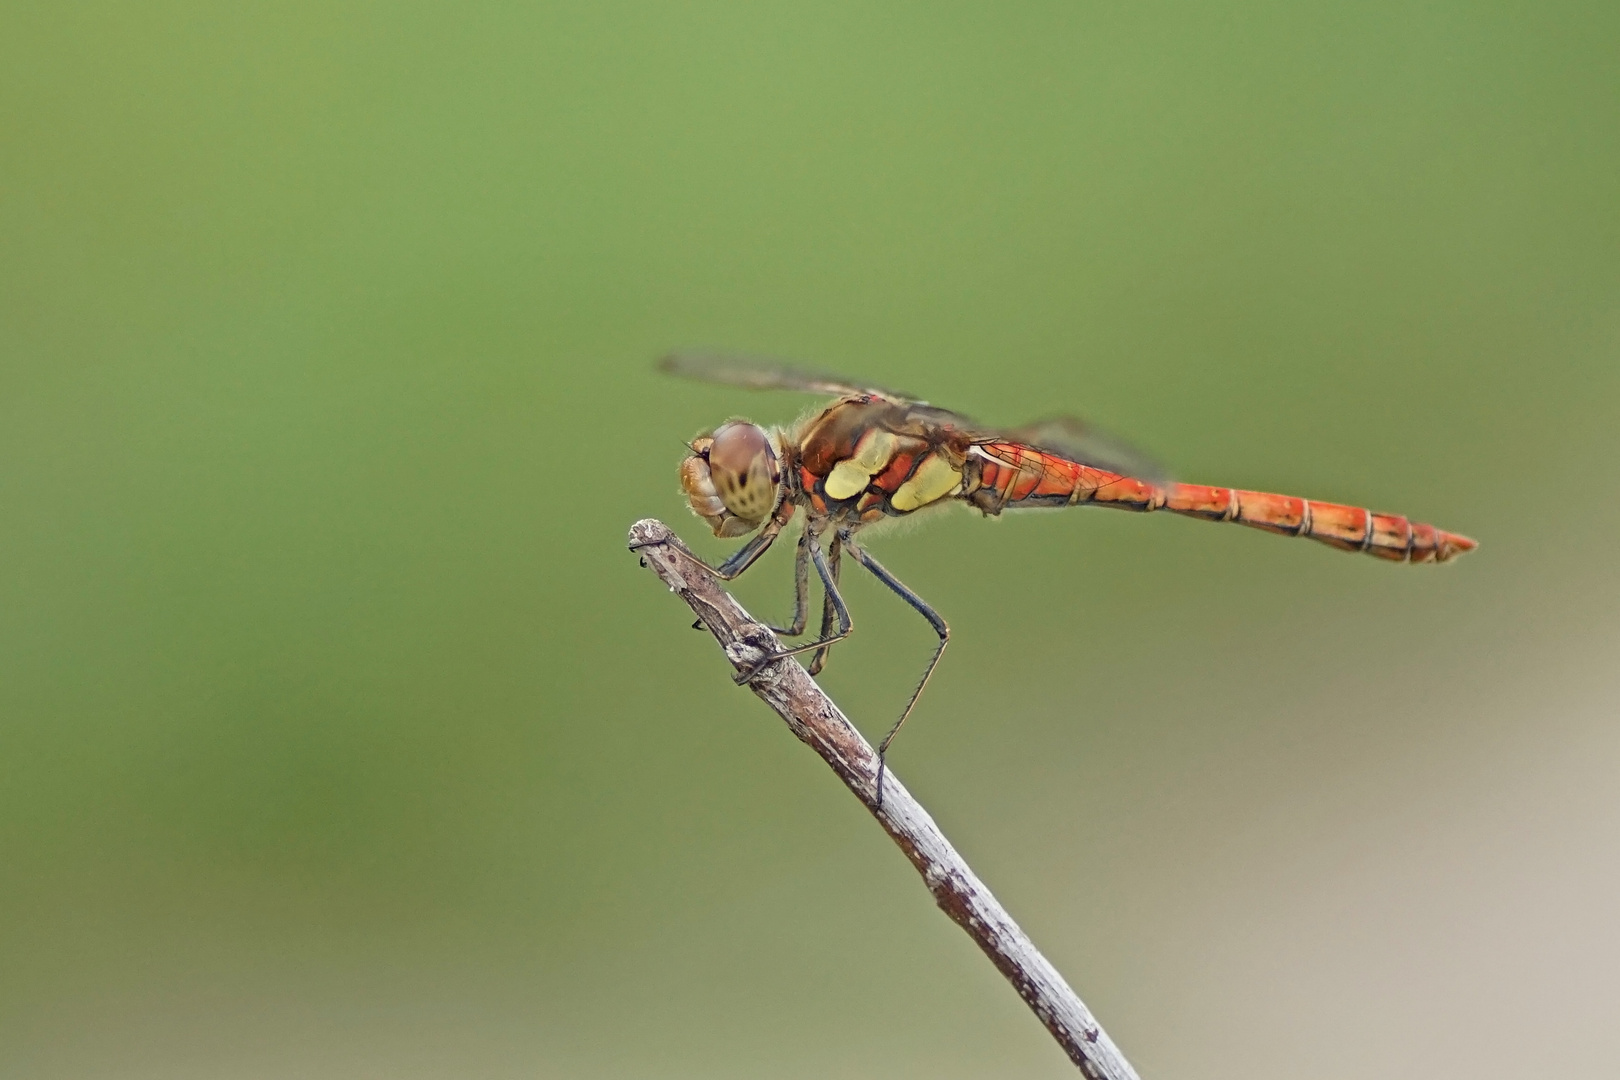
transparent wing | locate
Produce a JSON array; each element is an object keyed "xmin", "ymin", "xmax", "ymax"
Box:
[
  {"xmin": 659, "ymin": 350, "xmax": 919, "ymax": 402},
  {"xmin": 997, "ymin": 415, "xmax": 1171, "ymax": 483},
  {"xmin": 661, "ymin": 351, "xmax": 1166, "ymax": 479}
]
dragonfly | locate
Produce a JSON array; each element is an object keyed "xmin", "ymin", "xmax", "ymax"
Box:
[{"xmin": 656, "ymin": 352, "xmax": 1477, "ymax": 801}]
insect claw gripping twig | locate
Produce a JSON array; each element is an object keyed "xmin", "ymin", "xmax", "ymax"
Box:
[
  {"xmin": 630, "ymin": 518, "xmax": 1140, "ymax": 1080},
  {"xmin": 728, "ymin": 629, "xmax": 777, "ymax": 684}
]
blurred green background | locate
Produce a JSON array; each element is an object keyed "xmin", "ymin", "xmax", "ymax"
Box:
[{"xmin": 3, "ymin": 2, "xmax": 1618, "ymax": 1077}]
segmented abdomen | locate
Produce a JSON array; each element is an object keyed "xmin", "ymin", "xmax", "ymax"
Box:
[{"xmin": 968, "ymin": 442, "xmax": 1476, "ymax": 563}]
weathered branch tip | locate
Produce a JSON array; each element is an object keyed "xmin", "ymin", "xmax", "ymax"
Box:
[{"xmin": 628, "ymin": 518, "xmax": 674, "ymax": 548}]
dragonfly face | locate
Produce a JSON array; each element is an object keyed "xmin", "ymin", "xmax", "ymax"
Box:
[{"xmin": 678, "ymin": 419, "xmax": 782, "ymax": 537}]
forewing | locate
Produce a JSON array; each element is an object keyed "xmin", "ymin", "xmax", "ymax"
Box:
[
  {"xmin": 659, "ymin": 350, "xmax": 919, "ymax": 401},
  {"xmin": 661, "ymin": 352, "xmax": 1165, "ymax": 479},
  {"xmin": 997, "ymin": 415, "xmax": 1170, "ymax": 483}
]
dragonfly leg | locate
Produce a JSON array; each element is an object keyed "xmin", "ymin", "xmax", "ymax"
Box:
[
  {"xmin": 635, "ymin": 499, "xmax": 796, "ymax": 581},
  {"xmin": 765, "ymin": 528, "xmax": 812, "ymax": 637},
  {"xmin": 732, "ymin": 529, "xmax": 852, "ymax": 683},
  {"xmin": 840, "ymin": 534, "xmax": 949, "ymax": 806},
  {"xmin": 807, "ymin": 535, "xmax": 842, "ymax": 674},
  {"xmin": 712, "ymin": 517, "xmax": 784, "ymax": 580},
  {"xmin": 631, "ymin": 512, "xmax": 784, "ymax": 582}
]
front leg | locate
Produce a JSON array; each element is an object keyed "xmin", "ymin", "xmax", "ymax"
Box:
[{"xmin": 633, "ymin": 500, "xmax": 794, "ymax": 582}]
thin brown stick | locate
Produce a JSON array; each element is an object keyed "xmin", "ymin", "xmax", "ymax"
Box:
[{"xmin": 629, "ymin": 519, "xmax": 1140, "ymax": 1079}]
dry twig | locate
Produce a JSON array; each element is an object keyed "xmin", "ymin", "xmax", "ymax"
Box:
[{"xmin": 629, "ymin": 518, "xmax": 1140, "ymax": 1079}]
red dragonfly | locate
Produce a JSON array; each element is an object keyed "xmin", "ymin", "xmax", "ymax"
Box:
[{"xmin": 658, "ymin": 352, "xmax": 1476, "ymax": 798}]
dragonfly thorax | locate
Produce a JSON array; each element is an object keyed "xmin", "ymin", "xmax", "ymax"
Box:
[{"xmin": 679, "ymin": 419, "xmax": 782, "ymax": 537}]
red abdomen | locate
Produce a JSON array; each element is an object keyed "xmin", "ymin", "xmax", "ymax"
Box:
[{"xmin": 968, "ymin": 442, "xmax": 1476, "ymax": 563}]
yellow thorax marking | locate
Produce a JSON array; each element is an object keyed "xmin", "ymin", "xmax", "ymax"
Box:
[
  {"xmin": 824, "ymin": 429, "xmax": 898, "ymax": 500},
  {"xmin": 891, "ymin": 453, "xmax": 962, "ymax": 512}
]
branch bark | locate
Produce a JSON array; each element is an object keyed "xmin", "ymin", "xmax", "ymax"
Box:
[{"xmin": 629, "ymin": 518, "xmax": 1140, "ymax": 1079}]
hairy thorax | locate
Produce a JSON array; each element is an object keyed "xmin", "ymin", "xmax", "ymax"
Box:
[{"xmin": 792, "ymin": 396, "xmax": 976, "ymax": 526}]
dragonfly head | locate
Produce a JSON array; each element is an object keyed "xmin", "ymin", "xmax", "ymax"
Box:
[{"xmin": 679, "ymin": 420, "xmax": 780, "ymax": 537}]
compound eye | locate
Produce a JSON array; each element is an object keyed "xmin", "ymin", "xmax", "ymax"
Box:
[{"xmin": 707, "ymin": 421, "xmax": 778, "ymax": 523}]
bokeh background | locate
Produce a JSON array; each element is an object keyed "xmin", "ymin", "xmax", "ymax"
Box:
[{"xmin": 4, "ymin": 2, "xmax": 1618, "ymax": 1077}]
